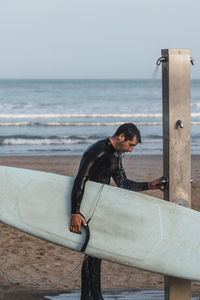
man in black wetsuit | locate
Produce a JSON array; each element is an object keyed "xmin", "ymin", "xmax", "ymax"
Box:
[{"xmin": 70, "ymin": 123, "xmax": 164, "ymax": 300}]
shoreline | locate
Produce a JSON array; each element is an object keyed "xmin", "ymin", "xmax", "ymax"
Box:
[{"xmin": 0, "ymin": 155, "xmax": 200, "ymax": 298}]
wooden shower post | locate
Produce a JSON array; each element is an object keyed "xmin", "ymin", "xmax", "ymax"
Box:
[{"xmin": 161, "ymin": 49, "xmax": 191, "ymax": 300}]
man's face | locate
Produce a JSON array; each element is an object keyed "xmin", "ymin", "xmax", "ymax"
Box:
[{"xmin": 116, "ymin": 134, "xmax": 138, "ymax": 154}]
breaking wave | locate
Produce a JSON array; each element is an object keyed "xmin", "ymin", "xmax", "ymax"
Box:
[
  {"xmin": 0, "ymin": 113, "xmax": 163, "ymax": 119},
  {"xmin": 0, "ymin": 121, "xmax": 162, "ymax": 127}
]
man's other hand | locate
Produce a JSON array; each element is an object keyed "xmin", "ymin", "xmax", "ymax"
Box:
[
  {"xmin": 148, "ymin": 176, "xmax": 165, "ymax": 191},
  {"xmin": 70, "ymin": 214, "xmax": 87, "ymax": 234}
]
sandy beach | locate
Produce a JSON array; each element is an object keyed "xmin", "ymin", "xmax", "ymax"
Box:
[{"xmin": 0, "ymin": 155, "xmax": 200, "ymax": 299}]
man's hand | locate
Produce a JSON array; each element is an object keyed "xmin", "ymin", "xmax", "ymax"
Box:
[
  {"xmin": 148, "ymin": 176, "xmax": 165, "ymax": 191},
  {"xmin": 70, "ymin": 214, "xmax": 87, "ymax": 234}
]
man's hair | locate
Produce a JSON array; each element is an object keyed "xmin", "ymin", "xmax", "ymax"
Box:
[{"xmin": 114, "ymin": 123, "xmax": 141, "ymax": 143}]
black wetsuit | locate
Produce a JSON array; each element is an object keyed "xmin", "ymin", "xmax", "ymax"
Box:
[{"xmin": 71, "ymin": 138, "xmax": 149, "ymax": 300}]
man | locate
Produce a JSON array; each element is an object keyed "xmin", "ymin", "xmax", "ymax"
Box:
[{"xmin": 70, "ymin": 123, "xmax": 164, "ymax": 300}]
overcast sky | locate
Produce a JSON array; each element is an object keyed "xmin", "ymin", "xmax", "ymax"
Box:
[{"xmin": 0, "ymin": 0, "xmax": 199, "ymax": 79}]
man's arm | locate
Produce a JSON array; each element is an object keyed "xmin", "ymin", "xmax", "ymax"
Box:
[
  {"xmin": 112, "ymin": 155, "xmax": 163, "ymax": 192},
  {"xmin": 70, "ymin": 147, "xmax": 104, "ymax": 234}
]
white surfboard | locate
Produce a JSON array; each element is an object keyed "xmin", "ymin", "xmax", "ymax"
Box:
[{"xmin": 0, "ymin": 166, "xmax": 199, "ymax": 281}]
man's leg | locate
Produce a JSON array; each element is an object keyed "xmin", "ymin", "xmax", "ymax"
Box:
[{"xmin": 81, "ymin": 255, "xmax": 103, "ymax": 300}]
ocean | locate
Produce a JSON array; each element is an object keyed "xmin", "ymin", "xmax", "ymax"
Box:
[{"xmin": 0, "ymin": 79, "xmax": 199, "ymax": 156}]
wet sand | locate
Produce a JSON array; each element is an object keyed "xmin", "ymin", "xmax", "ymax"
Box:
[
  {"xmin": 45, "ymin": 290, "xmax": 200, "ymax": 300},
  {"xmin": 0, "ymin": 155, "xmax": 200, "ymax": 299}
]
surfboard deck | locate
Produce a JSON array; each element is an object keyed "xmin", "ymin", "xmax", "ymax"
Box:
[{"xmin": 0, "ymin": 166, "xmax": 199, "ymax": 281}]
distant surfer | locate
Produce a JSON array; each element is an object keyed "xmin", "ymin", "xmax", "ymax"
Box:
[{"xmin": 70, "ymin": 123, "xmax": 164, "ymax": 300}]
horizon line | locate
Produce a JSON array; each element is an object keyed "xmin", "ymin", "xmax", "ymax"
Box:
[{"xmin": 0, "ymin": 77, "xmax": 199, "ymax": 80}]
